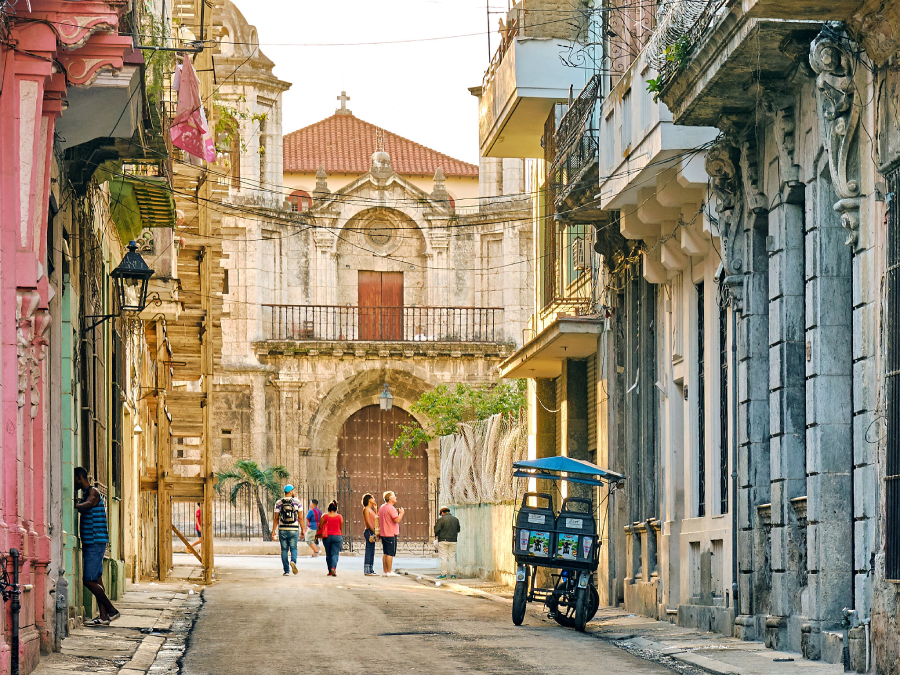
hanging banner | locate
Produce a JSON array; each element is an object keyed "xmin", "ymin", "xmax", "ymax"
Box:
[{"xmin": 170, "ymin": 56, "xmax": 216, "ymax": 163}]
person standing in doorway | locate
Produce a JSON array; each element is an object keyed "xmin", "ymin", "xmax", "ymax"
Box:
[
  {"xmin": 434, "ymin": 507, "xmax": 461, "ymax": 579},
  {"xmin": 271, "ymin": 485, "xmax": 303, "ymax": 576},
  {"xmin": 74, "ymin": 467, "xmax": 120, "ymax": 626},
  {"xmin": 378, "ymin": 491, "xmax": 405, "ymax": 576},
  {"xmin": 318, "ymin": 501, "xmax": 344, "ymax": 576},
  {"xmin": 361, "ymin": 494, "xmax": 379, "ymax": 576},
  {"xmin": 305, "ymin": 499, "xmax": 322, "ymax": 558}
]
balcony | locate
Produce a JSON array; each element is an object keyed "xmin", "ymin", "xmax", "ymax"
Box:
[
  {"xmin": 656, "ymin": 2, "xmax": 821, "ymax": 127},
  {"xmin": 478, "ymin": 21, "xmax": 591, "ymax": 158},
  {"xmin": 260, "ymin": 305, "xmax": 506, "ymax": 344}
]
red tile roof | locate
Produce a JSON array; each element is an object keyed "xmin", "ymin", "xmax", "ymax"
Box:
[{"xmin": 283, "ymin": 113, "xmax": 478, "ymax": 178}]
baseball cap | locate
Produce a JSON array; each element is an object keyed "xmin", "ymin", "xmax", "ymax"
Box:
[{"xmin": 283, "ymin": 484, "xmax": 294, "ymax": 493}]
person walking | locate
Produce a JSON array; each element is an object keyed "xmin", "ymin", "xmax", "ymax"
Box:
[
  {"xmin": 318, "ymin": 501, "xmax": 343, "ymax": 576},
  {"xmin": 378, "ymin": 491, "xmax": 405, "ymax": 576},
  {"xmin": 361, "ymin": 494, "xmax": 379, "ymax": 576},
  {"xmin": 74, "ymin": 467, "xmax": 120, "ymax": 626},
  {"xmin": 305, "ymin": 499, "xmax": 322, "ymax": 558},
  {"xmin": 271, "ymin": 485, "xmax": 303, "ymax": 576},
  {"xmin": 433, "ymin": 507, "xmax": 461, "ymax": 580},
  {"xmin": 188, "ymin": 502, "xmax": 201, "ymax": 554}
]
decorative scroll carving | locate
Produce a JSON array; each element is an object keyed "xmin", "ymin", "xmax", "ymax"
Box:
[
  {"xmin": 16, "ymin": 290, "xmax": 43, "ymax": 417},
  {"xmin": 811, "ymin": 25, "xmax": 862, "ymax": 248},
  {"xmin": 770, "ymin": 102, "xmax": 804, "ymax": 203},
  {"xmin": 739, "ymin": 133, "xmax": 768, "ymax": 217},
  {"xmin": 705, "ymin": 138, "xmax": 744, "ymax": 280},
  {"xmin": 848, "ymin": 0, "xmax": 900, "ymax": 67},
  {"xmin": 28, "ymin": 1, "xmax": 123, "ymax": 50}
]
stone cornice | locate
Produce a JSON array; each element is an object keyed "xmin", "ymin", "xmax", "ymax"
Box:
[{"xmin": 253, "ymin": 340, "xmax": 516, "ymax": 360}]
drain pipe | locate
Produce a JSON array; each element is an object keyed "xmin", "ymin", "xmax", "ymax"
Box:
[{"xmin": 731, "ymin": 306, "xmax": 739, "ymax": 613}]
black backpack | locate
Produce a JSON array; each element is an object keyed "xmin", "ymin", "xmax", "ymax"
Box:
[{"xmin": 279, "ymin": 499, "xmax": 298, "ymax": 526}]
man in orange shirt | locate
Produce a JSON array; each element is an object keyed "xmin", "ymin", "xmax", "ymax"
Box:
[{"xmin": 377, "ymin": 490, "xmax": 405, "ymax": 576}]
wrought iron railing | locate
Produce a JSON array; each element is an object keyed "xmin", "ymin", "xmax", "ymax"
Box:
[
  {"xmin": 261, "ymin": 305, "xmax": 506, "ymax": 343},
  {"xmin": 549, "ymin": 74, "xmax": 601, "ymax": 207}
]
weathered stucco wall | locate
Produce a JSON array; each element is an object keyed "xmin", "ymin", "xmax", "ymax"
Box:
[{"xmin": 451, "ymin": 502, "xmax": 518, "ymax": 586}]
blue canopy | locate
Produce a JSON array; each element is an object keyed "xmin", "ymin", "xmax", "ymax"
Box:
[{"xmin": 513, "ymin": 456, "xmax": 625, "ymax": 485}]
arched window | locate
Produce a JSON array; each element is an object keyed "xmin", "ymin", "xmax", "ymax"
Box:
[{"xmin": 287, "ymin": 190, "xmax": 312, "ymax": 212}]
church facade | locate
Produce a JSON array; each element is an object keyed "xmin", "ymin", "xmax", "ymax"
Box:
[{"xmin": 211, "ymin": 86, "xmax": 530, "ymax": 542}]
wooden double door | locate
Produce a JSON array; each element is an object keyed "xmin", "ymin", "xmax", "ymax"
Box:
[
  {"xmin": 337, "ymin": 404, "xmax": 429, "ymax": 542},
  {"xmin": 358, "ymin": 270, "xmax": 403, "ymax": 340}
]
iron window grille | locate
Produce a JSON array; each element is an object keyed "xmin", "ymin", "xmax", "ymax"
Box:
[
  {"xmin": 886, "ymin": 167, "xmax": 900, "ymax": 580},
  {"xmin": 719, "ymin": 304, "xmax": 728, "ymax": 515},
  {"xmin": 697, "ymin": 281, "xmax": 706, "ymax": 518}
]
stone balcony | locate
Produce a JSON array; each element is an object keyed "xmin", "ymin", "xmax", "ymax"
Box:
[
  {"xmin": 256, "ymin": 304, "xmax": 515, "ymax": 359},
  {"xmin": 657, "ymin": 2, "xmax": 822, "ymax": 127}
]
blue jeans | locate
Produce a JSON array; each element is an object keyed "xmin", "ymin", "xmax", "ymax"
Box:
[
  {"xmin": 279, "ymin": 529, "xmax": 299, "ymax": 573},
  {"xmin": 323, "ymin": 535, "xmax": 343, "ymax": 572},
  {"xmin": 364, "ymin": 529, "xmax": 376, "ymax": 573}
]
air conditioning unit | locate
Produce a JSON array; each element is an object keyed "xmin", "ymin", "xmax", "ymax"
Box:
[{"xmin": 572, "ymin": 236, "xmax": 587, "ymax": 271}]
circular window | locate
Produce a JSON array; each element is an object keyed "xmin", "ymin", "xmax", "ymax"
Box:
[{"xmin": 367, "ymin": 221, "xmax": 392, "ymax": 246}]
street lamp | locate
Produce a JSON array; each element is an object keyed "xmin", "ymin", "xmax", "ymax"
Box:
[
  {"xmin": 379, "ymin": 383, "xmax": 393, "ymax": 411},
  {"xmin": 82, "ymin": 240, "xmax": 155, "ymax": 333}
]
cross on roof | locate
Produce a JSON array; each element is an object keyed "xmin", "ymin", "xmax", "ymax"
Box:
[{"xmin": 336, "ymin": 91, "xmax": 351, "ymax": 115}]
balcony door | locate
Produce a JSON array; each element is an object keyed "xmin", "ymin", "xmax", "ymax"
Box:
[{"xmin": 359, "ymin": 270, "xmax": 403, "ymax": 340}]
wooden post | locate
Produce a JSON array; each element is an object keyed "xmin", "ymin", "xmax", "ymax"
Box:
[
  {"xmin": 156, "ymin": 327, "xmax": 171, "ymax": 581},
  {"xmin": 196, "ymin": 0, "xmax": 215, "ymax": 585}
]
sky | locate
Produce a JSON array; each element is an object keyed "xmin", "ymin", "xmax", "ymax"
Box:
[{"xmin": 235, "ymin": 0, "xmax": 506, "ymax": 166}]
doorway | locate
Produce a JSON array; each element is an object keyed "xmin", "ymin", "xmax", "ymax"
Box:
[
  {"xmin": 358, "ymin": 270, "xmax": 403, "ymax": 340},
  {"xmin": 336, "ymin": 404, "xmax": 429, "ymax": 542}
]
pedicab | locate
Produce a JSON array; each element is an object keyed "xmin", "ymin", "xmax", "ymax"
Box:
[{"xmin": 510, "ymin": 456, "xmax": 625, "ymax": 632}]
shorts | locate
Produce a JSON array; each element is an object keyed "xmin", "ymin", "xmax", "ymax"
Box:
[
  {"xmin": 381, "ymin": 535, "xmax": 397, "ymax": 557},
  {"xmin": 305, "ymin": 529, "xmax": 317, "ymax": 545},
  {"xmin": 195, "ymin": 529, "xmax": 201, "ymax": 539},
  {"xmin": 82, "ymin": 542, "xmax": 107, "ymax": 582}
]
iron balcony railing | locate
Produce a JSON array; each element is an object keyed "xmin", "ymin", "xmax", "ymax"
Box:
[
  {"xmin": 549, "ymin": 74, "xmax": 601, "ymax": 207},
  {"xmin": 261, "ymin": 305, "xmax": 506, "ymax": 343}
]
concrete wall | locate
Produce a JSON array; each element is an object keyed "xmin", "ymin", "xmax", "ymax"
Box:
[{"xmin": 452, "ymin": 502, "xmax": 518, "ymax": 586}]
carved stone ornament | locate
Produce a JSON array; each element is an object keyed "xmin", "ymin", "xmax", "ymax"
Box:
[
  {"xmin": 810, "ymin": 24, "xmax": 862, "ymax": 248},
  {"xmin": 705, "ymin": 139, "xmax": 744, "ymax": 278},
  {"xmin": 15, "ymin": 290, "xmax": 44, "ymax": 418},
  {"xmin": 370, "ymin": 150, "xmax": 393, "ymax": 184}
]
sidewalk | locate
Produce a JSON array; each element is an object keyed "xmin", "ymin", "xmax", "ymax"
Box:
[
  {"xmin": 401, "ymin": 570, "xmax": 844, "ymax": 675},
  {"xmin": 32, "ymin": 580, "xmax": 200, "ymax": 675}
]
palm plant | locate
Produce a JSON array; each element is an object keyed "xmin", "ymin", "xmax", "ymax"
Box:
[{"xmin": 214, "ymin": 460, "xmax": 289, "ymax": 539}]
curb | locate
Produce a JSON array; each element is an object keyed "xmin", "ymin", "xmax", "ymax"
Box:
[{"xmin": 397, "ymin": 570, "xmax": 512, "ymax": 604}]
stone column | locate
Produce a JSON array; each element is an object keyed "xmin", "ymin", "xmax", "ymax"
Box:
[
  {"xmin": 312, "ymin": 230, "xmax": 337, "ymax": 306},
  {"xmin": 765, "ymin": 102, "xmax": 808, "ymax": 650},
  {"xmin": 707, "ymin": 136, "xmax": 771, "ymax": 640},
  {"xmin": 800, "ymin": 29, "xmax": 858, "ymax": 659}
]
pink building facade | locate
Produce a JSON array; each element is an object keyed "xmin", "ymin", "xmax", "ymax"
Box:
[{"xmin": 1, "ymin": 2, "xmax": 133, "ymax": 672}]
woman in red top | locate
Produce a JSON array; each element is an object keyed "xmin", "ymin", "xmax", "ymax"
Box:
[{"xmin": 318, "ymin": 501, "xmax": 344, "ymax": 576}]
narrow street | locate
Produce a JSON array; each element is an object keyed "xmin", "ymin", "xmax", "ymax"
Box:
[{"xmin": 179, "ymin": 556, "xmax": 671, "ymax": 674}]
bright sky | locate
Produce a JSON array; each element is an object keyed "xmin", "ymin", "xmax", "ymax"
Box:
[{"xmin": 235, "ymin": 0, "xmax": 503, "ymax": 166}]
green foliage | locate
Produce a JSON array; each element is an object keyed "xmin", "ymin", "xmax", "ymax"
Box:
[
  {"xmin": 391, "ymin": 380, "xmax": 526, "ymax": 457},
  {"xmin": 645, "ymin": 77, "xmax": 661, "ymax": 103},
  {"xmin": 214, "ymin": 460, "xmax": 289, "ymax": 538},
  {"xmin": 213, "ymin": 94, "xmax": 269, "ymax": 159},
  {"xmin": 665, "ymin": 35, "xmax": 693, "ymax": 66}
]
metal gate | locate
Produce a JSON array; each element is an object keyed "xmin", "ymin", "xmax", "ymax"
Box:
[{"xmin": 337, "ymin": 405, "xmax": 430, "ymax": 544}]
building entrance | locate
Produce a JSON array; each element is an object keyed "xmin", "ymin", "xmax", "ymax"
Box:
[{"xmin": 336, "ymin": 404, "xmax": 429, "ymax": 542}]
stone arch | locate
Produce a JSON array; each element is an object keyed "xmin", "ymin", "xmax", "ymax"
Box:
[{"xmin": 306, "ymin": 362, "xmax": 438, "ymax": 456}]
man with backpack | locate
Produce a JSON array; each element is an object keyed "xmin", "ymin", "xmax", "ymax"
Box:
[
  {"xmin": 305, "ymin": 499, "xmax": 322, "ymax": 558},
  {"xmin": 271, "ymin": 485, "xmax": 303, "ymax": 575}
]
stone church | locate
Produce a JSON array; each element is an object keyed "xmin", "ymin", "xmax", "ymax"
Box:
[{"xmin": 208, "ymin": 27, "xmax": 531, "ymax": 540}]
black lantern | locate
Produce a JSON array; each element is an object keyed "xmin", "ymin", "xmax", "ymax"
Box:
[
  {"xmin": 82, "ymin": 240, "xmax": 154, "ymax": 334},
  {"xmin": 111, "ymin": 240, "xmax": 155, "ymax": 313},
  {"xmin": 379, "ymin": 382, "xmax": 394, "ymax": 411}
]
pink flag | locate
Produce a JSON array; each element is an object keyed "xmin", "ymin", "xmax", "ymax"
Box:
[{"xmin": 170, "ymin": 57, "xmax": 216, "ymax": 163}]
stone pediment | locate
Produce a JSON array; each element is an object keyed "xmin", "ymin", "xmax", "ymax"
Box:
[{"xmin": 308, "ymin": 166, "xmax": 453, "ymax": 218}]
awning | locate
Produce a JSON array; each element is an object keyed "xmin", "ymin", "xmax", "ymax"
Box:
[
  {"xmin": 513, "ymin": 456, "xmax": 625, "ymax": 486},
  {"xmin": 499, "ymin": 316, "xmax": 602, "ymax": 379}
]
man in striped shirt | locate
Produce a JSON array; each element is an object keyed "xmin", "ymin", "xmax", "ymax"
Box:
[{"xmin": 75, "ymin": 467, "xmax": 120, "ymax": 626}]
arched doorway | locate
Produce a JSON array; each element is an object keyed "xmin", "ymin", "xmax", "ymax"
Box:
[{"xmin": 337, "ymin": 405, "xmax": 429, "ymax": 543}]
